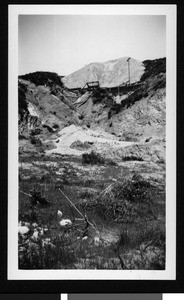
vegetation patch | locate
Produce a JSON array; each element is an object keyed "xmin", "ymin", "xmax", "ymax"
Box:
[
  {"xmin": 141, "ymin": 58, "xmax": 166, "ymax": 82},
  {"xmin": 19, "ymin": 153, "xmax": 165, "ymax": 270},
  {"xmin": 19, "ymin": 71, "xmax": 63, "ymax": 89},
  {"xmin": 122, "ymin": 156, "xmax": 143, "ymax": 162},
  {"xmin": 18, "ymin": 82, "xmax": 29, "ymax": 121},
  {"xmin": 70, "ymin": 140, "xmax": 93, "ymax": 150},
  {"xmin": 82, "ymin": 151, "xmax": 105, "ymax": 165}
]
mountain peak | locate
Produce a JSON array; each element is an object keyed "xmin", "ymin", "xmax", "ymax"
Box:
[{"xmin": 62, "ymin": 57, "xmax": 144, "ymax": 89}]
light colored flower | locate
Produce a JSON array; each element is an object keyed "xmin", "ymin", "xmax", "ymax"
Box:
[
  {"xmin": 24, "ymin": 222, "xmax": 30, "ymax": 226},
  {"xmin": 42, "ymin": 238, "xmax": 53, "ymax": 247},
  {"xmin": 94, "ymin": 236, "xmax": 100, "ymax": 245},
  {"xmin": 40, "ymin": 228, "xmax": 44, "ymax": 236},
  {"xmin": 57, "ymin": 210, "xmax": 63, "ymax": 219},
  {"xmin": 45, "ymin": 238, "xmax": 51, "ymax": 243},
  {"xmin": 59, "ymin": 219, "xmax": 72, "ymax": 226},
  {"xmin": 32, "ymin": 229, "xmax": 39, "ymax": 240}
]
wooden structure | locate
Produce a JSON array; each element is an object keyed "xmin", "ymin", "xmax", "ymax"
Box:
[
  {"xmin": 67, "ymin": 81, "xmax": 141, "ymax": 96},
  {"xmin": 83, "ymin": 81, "xmax": 100, "ymax": 91}
]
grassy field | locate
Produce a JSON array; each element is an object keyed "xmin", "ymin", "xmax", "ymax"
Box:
[{"xmin": 18, "ymin": 153, "xmax": 165, "ymax": 270}]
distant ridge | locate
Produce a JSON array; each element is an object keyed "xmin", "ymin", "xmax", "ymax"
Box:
[{"xmin": 62, "ymin": 57, "xmax": 145, "ymax": 89}]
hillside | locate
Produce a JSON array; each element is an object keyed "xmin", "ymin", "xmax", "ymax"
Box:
[
  {"xmin": 18, "ymin": 58, "xmax": 166, "ymax": 160},
  {"xmin": 18, "ymin": 72, "xmax": 80, "ymax": 154},
  {"xmin": 62, "ymin": 57, "xmax": 145, "ymax": 89},
  {"xmin": 74, "ymin": 58, "xmax": 166, "ymax": 140},
  {"xmin": 18, "ymin": 58, "xmax": 166, "ymax": 271}
]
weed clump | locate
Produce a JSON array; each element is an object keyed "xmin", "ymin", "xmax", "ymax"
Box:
[
  {"xmin": 113, "ymin": 174, "xmax": 152, "ymax": 203},
  {"xmin": 19, "ymin": 71, "xmax": 63, "ymax": 89},
  {"xmin": 83, "ymin": 174, "xmax": 154, "ymax": 223},
  {"xmin": 82, "ymin": 151, "xmax": 117, "ymax": 166},
  {"xmin": 122, "ymin": 156, "xmax": 143, "ymax": 162},
  {"xmin": 18, "ymin": 82, "xmax": 29, "ymax": 121},
  {"xmin": 82, "ymin": 151, "xmax": 105, "ymax": 165},
  {"xmin": 30, "ymin": 189, "xmax": 49, "ymax": 207},
  {"xmin": 19, "ymin": 224, "xmax": 77, "ymax": 269}
]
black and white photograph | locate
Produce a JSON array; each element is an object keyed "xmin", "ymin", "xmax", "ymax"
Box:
[{"xmin": 8, "ymin": 5, "xmax": 176, "ymax": 280}]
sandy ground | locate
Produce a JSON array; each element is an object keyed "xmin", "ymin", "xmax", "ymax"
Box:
[{"xmin": 46, "ymin": 124, "xmax": 134, "ymax": 156}]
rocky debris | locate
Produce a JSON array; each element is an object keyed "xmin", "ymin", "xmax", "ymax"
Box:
[
  {"xmin": 110, "ymin": 89, "xmax": 166, "ymax": 142},
  {"xmin": 70, "ymin": 140, "xmax": 93, "ymax": 150},
  {"xmin": 77, "ymin": 88, "xmax": 165, "ymax": 143},
  {"xmin": 45, "ymin": 124, "xmax": 133, "ymax": 156},
  {"xmin": 93, "ymin": 139, "xmax": 165, "ymax": 164},
  {"xmin": 18, "ymin": 76, "xmax": 80, "ymax": 143},
  {"xmin": 42, "ymin": 140, "xmax": 57, "ymax": 151}
]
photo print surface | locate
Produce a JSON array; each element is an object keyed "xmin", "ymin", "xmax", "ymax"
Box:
[{"xmin": 8, "ymin": 5, "xmax": 176, "ymax": 280}]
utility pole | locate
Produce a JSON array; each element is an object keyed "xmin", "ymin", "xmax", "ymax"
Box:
[{"xmin": 127, "ymin": 57, "xmax": 131, "ymax": 86}]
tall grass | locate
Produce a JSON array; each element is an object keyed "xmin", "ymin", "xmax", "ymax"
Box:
[{"xmin": 19, "ymin": 154, "xmax": 165, "ymax": 270}]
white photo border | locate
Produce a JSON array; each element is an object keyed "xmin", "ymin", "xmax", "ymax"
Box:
[{"xmin": 8, "ymin": 4, "xmax": 176, "ymax": 280}]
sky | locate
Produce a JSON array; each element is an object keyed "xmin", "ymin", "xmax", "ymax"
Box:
[{"xmin": 19, "ymin": 15, "xmax": 166, "ymax": 76}]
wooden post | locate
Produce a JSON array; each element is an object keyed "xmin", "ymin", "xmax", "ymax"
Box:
[{"xmin": 127, "ymin": 57, "xmax": 131, "ymax": 86}]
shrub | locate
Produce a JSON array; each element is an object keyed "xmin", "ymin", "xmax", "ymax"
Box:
[
  {"xmin": 122, "ymin": 156, "xmax": 143, "ymax": 162},
  {"xmin": 30, "ymin": 136, "xmax": 42, "ymax": 146},
  {"xmin": 116, "ymin": 173, "xmax": 152, "ymax": 203},
  {"xmin": 106, "ymin": 159, "xmax": 117, "ymax": 166},
  {"xmin": 141, "ymin": 58, "xmax": 166, "ymax": 82},
  {"xmin": 79, "ymin": 114, "xmax": 84, "ymax": 120},
  {"xmin": 52, "ymin": 124, "xmax": 59, "ymax": 129},
  {"xmin": 18, "ymin": 82, "xmax": 29, "ymax": 120},
  {"xmin": 70, "ymin": 140, "xmax": 92, "ymax": 150},
  {"xmin": 83, "ymin": 174, "xmax": 154, "ymax": 223},
  {"xmin": 82, "ymin": 151, "xmax": 105, "ymax": 165},
  {"xmin": 19, "ymin": 71, "xmax": 63, "ymax": 89},
  {"xmin": 43, "ymin": 124, "xmax": 54, "ymax": 133},
  {"xmin": 30, "ymin": 128, "xmax": 42, "ymax": 136},
  {"xmin": 29, "ymin": 189, "xmax": 49, "ymax": 207}
]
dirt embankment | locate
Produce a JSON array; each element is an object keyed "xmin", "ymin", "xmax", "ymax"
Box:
[
  {"xmin": 76, "ymin": 88, "xmax": 165, "ymax": 143},
  {"xmin": 46, "ymin": 124, "xmax": 134, "ymax": 156}
]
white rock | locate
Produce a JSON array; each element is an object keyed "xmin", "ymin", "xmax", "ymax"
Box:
[
  {"xmin": 59, "ymin": 219, "xmax": 72, "ymax": 226},
  {"xmin": 18, "ymin": 226, "xmax": 29, "ymax": 235}
]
